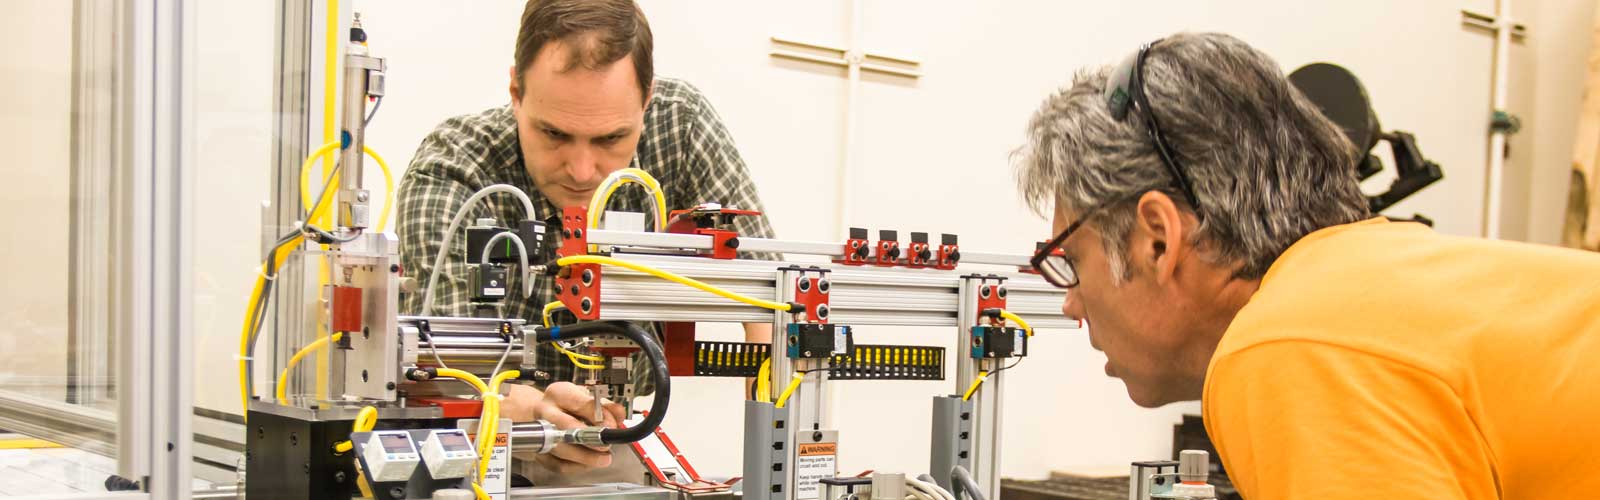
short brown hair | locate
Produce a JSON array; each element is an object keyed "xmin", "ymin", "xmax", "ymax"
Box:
[{"xmin": 514, "ymin": 0, "xmax": 654, "ymax": 103}]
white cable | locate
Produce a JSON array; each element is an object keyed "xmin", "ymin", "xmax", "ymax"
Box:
[
  {"xmin": 421, "ymin": 184, "xmax": 538, "ymax": 316},
  {"xmin": 480, "ymin": 231, "xmax": 533, "ymax": 297},
  {"xmin": 906, "ymin": 477, "xmax": 955, "ymax": 500},
  {"xmin": 903, "ymin": 487, "xmax": 934, "ymax": 500}
]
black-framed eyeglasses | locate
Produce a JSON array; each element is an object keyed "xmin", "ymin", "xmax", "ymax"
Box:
[
  {"xmin": 1029, "ymin": 190, "xmax": 1150, "ymax": 288},
  {"xmin": 1029, "ymin": 204, "xmax": 1111, "ymax": 289}
]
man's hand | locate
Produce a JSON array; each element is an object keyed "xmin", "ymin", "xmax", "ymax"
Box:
[{"xmin": 501, "ymin": 382, "xmax": 627, "ymax": 474}]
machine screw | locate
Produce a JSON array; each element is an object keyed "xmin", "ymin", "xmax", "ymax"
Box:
[
  {"xmin": 817, "ymin": 279, "xmax": 830, "ymax": 294},
  {"xmin": 357, "ymin": 192, "xmax": 370, "ymax": 202},
  {"xmin": 362, "ymin": 326, "xmax": 370, "ymax": 339},
  {"xmin": 334, "ymin": 471, "xmax": 346, "ymax": 483},
  {"xmin": 581, "ymin": 269, "xmax": 594, "ymax": 285},
  {"xmin": 816, "ymin": 304, "xmax": 829, "ymax": 320},
  {"xmin": 980, "ymin": 287, "xmax": 991, "ymax": 299},
  {"xmin": 304, "ymin": 462, "xmax": 310, "ymax": 474},
  {"xmin": 386, "ymin": 382, "xmax": 396, "ymax": 390},
  {"xmin": 390, "ymin": 264, "xmax": 400, "ymax": 273},
  {"xmin": 803, "ymin": 350, "xmax": 813, "ymax": 357},
  {"xmin": 570, "ymin": 285, "xmax": 580, "ymax": 296},
  {"xmin": 573, "ymin": 229, "xmax": 584, "ymax": 238},
  {"xmin": 725, "ymin": 237, "xmax": 740, "ymax": 249},
  {"xmin": 290, "ymin": 433, "xmax": 298, "ymax": 446},
  {"xmin": 361, "ymin": 370, "xmax": 369, "ymax": 382},
  {"xmin": 257, "ymin": 427, "xmax": 264, "ymax": 440},
  {"xmin": 797, "ymin": 279, "xmax": 811, "ymax": 292},
  {"xmin": 580, "ymin": 298, "xmax": 592, "ymax": 313},
  {"xmin": 812, "ymin": 431, "xmax": 823, "ymax": 442},
  {"xmin": 997, "ymin": 286, "xmax": 1007, "ymax": 298},
  {"xmin": 563, "ymin": 229, "xmax": 572, "ymax": 238},
  {"xmin": 959, "ymin": 451, "xmax": 969, "ymax": 459},
  {"xmin": 389, "ymin": 486, "xmax": 407, "ymax": 498},
  {"xmin": 960, "ymin": 412, "xmax": 970, "ymax": 420}
]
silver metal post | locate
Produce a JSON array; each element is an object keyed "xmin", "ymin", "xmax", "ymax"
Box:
[{"xmin": 955, "ymin": 276, "xmax": 1003, "ymax": 500}]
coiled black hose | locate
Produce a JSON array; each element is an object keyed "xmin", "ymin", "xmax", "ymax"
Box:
[{"xmin": 532, "ymin": 320, "xmax": 669, "ymax": 444}]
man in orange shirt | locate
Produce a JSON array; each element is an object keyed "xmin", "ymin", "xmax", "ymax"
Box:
[{"xmin": 1013, "ymin": 32, "xmax": 1600, "ymax": 499}]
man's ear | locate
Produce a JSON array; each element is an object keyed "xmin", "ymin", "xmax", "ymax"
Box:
[
  {"xmin": 642, "ymin": 79, "xmax": 655, "ymax": 111},
  {"xmin": 1132, "ymin": 191, "xmax": 1188, "ymax": 284},
  {"xmin": 508, "ymin": 65, "xmax": 521, "ymax": 106}
]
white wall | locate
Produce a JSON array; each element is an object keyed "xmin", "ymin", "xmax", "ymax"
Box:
[
  {"xmin": 331, "ymin": 0, "xmax": 1596, "ymax": 481},
  {"xmin": 1524, "ymin": 0, "xmax": 1597, "ymax": 244}
]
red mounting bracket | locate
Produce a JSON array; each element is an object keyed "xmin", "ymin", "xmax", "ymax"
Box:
[
  {"xmin": 935, "ymin": 233, "xmax": 960, "ymax": 270},
  {"xmin": 789, "ymin": 268, "xmax": 832, "ymax": 323},
  {"xmin": 969, "ymin": 275, "xmax": 1009, "ymax": 320},
  {"xmin": 873, "ymin": 230, "xmax": 901, "ymax": 267},
  {"xmin": 556, "ymin": 206, "xmax": 602, "ymax": 320},
  {"xmin": 837, "ymin": 227, "xmax": 870, "ymax": 266},
  {"xmin": 666, "ymin": 204, "xmax": 760, "ymax": 260},
  {"xmin": 906, "ymin": 232, "xmax": 932, "ymax": 269}
]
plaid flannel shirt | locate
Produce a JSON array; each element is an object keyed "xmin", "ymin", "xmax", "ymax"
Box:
[{"xmin": 397, "ymin": 78, "xmax": 776, "ymax": 395}]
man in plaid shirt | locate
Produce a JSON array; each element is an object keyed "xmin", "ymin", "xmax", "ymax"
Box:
[{"xmin": 396, "ymin": 0, "xmax": 776, "ymax": 476}]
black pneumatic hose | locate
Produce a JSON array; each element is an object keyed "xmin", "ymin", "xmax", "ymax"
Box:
[{"xmin": 534, "ymin": 321, "xmax": 669, "ymax": 445}]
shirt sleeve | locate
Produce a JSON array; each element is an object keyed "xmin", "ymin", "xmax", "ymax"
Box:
[
  {"xmin": 1203, "ymin": 340, "xmax": 1496, "ymax": 500},
  {"xmin": 673, "ymin": 83, "xmax": 781, "ymax": 261},
  {"xmin": 397, "ymin": 124, "xmax": 486, "ymax": 317}
]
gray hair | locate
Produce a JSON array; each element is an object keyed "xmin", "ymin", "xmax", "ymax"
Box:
[{"xmin": 1013, "ymin": 32, "xmax": 1369, "ymax": 280}]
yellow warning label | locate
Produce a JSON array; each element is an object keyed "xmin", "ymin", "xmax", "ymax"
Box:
[{"xmin": 798, "ymin": 442, "xmax": 837, "ymax": 456}]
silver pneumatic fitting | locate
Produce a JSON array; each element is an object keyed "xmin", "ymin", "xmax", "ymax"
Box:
[{"xmin": 562, "ymin": 427, "xmax": 606, "ymax": 447}]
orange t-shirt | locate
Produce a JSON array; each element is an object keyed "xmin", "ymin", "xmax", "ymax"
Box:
[{"xmin": 1203, "ymin": 218, "xmax": 1600, "ymax": 499}]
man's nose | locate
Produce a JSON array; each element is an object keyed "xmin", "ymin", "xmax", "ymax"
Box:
[
  {"xmin": 1060, "ymin": 291, "xmax": 1086, "ymax": 322},
  {"xmin": 564, "ymin": 145, "xmax": 598, "ymax": 185}
]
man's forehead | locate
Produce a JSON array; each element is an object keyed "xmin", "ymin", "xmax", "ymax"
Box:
[{"xmin": 1051, "ymin": 201, "xmax": 1082, "ymax": 232}]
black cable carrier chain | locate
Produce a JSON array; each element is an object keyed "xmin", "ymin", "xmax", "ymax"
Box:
[{"xmin": 693, "ymin": 341, "xmax": 945, "ymax": 381}]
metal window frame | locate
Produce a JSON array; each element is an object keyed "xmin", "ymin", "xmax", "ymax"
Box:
[{"xmin": 115, "ymin": 0, "xmax": 196, "ymax": 496}]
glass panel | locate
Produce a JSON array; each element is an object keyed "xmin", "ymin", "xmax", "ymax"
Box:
[
  {"xmin": 0, "ymin": 0, "xmax": 128, "ymax": 495},
  {"xmin": 189, "ymin": 0, "xmax": 277, "ymax": 490}
]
